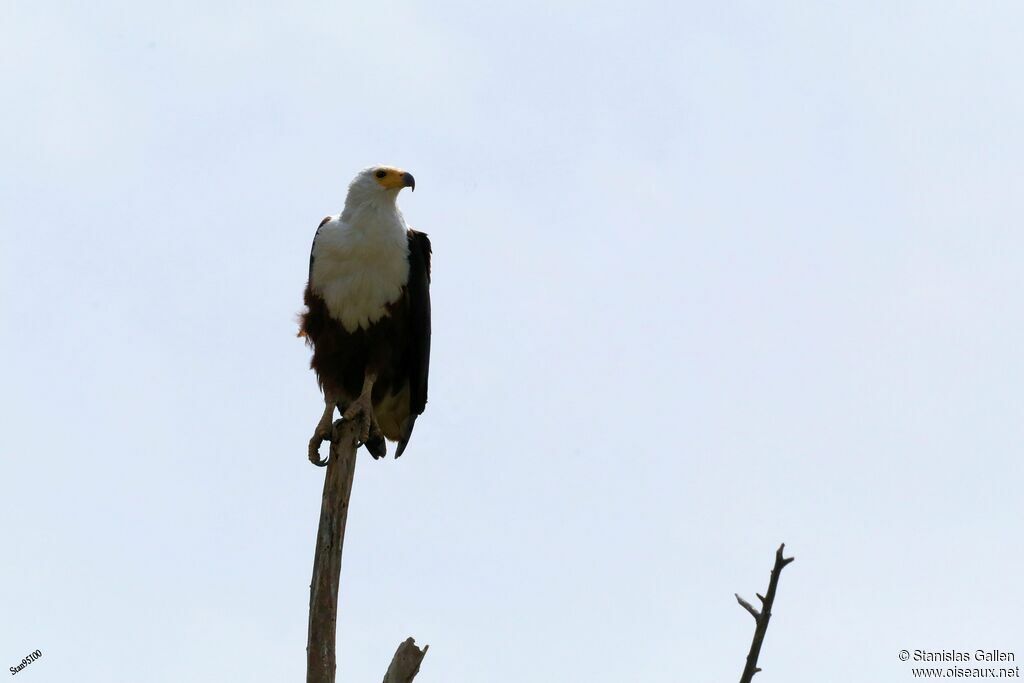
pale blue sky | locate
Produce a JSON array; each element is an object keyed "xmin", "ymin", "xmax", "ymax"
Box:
[{"xmin": 2, "ymin": 2, "xmax": 1023, "ymax": 681}]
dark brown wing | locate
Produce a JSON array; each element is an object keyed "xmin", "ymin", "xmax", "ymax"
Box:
[
  {"xmin": 298, "ymin": 216, "xmax": 334, "ymax": 341},
  {"xmin": 308, "ymin": 215, "xmax": 332, "ymax": 282},
  {"xmin": 396, "ymin": 229, "xmax": 432, "ymax": 456}
]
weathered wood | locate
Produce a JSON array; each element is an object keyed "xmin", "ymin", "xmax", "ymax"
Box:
[
  {"xmin": 382, "ymin": 638, "xmax": 429, "ymax": 683},
  {"xmin": 307, "ymin": 419, "xmax": 360, "ymax": 683},
  {"xmin": 736, "ymin": 543, "xmax": 795, "ymax": 683},
  {"xmin": 305, "ymin": 418, "xmax": 428, "ymax": 683}
]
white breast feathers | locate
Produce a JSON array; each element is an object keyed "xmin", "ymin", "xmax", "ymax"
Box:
[{"xmin": 311, "ymin": 214, "xmax": 410, "ymax": 332}]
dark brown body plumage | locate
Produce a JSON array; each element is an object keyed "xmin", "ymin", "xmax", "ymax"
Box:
[{"xmin": 300, "ymin": 224, "xmax": 432, "ymax": 457}]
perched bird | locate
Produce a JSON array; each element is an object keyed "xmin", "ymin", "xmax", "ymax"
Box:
[{"xmin": 299, "ymin": 166, "xmax": 431, "ymax": 464}]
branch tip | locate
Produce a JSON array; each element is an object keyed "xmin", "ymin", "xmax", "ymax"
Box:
[
  {"xmin": 737, "ymin": 544, "xmax": 795, "ymax": 683},
  {"xmin": 382, "ymin": 637, "xmax": 429, "ymax": 683},
  {"xmin": 735, "ymin": 594, "xmax": 761, "ymax": 620}
]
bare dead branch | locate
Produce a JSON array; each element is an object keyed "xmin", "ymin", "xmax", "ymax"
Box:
[
  {"xmin": 307, "ymin": 418, "xmax": 360, "ymax": 683},
  {"xmin": 737, "ymin": 543, "xmax": 795, "ymax": 683},
  {"xmin": 305, "ymin": 417, "xmax": 428, "ymax": 683},
  {"xmin": 382, "ymin": 638, "xmax": 429, "ymax": 683}
]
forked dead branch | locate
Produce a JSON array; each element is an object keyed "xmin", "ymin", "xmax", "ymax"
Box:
[{"xmin": 735, "ymin": 543, "xmax": 795, "ymax": 683}]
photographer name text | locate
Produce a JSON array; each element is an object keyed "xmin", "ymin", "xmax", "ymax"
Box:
[{"xmin": 911, "ymin": 651, "xmax": 1015, "ymax": 663}]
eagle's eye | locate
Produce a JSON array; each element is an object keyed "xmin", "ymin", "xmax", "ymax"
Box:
[{"xmin": 375, "ymin": 170, "xmax": 387, "ymax": 179}]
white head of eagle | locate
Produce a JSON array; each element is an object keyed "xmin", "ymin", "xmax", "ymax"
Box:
[{"xmin": 301, "ymin": 165, "xmax": 432, "ymax": 462}]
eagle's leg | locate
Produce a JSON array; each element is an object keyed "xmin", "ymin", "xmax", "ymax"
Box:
[
  {"xmin": 343, "ymin": 370, "xmax": 379, "ymax": 444},
  {"xmin": 308, "ymin": 391, "xmax": 337, "ymax": 466}
]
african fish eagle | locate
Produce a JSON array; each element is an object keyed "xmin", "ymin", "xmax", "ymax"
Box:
[{"xmin": 300, "ymin": 166, "xmax": 431, "ymax": 465}]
